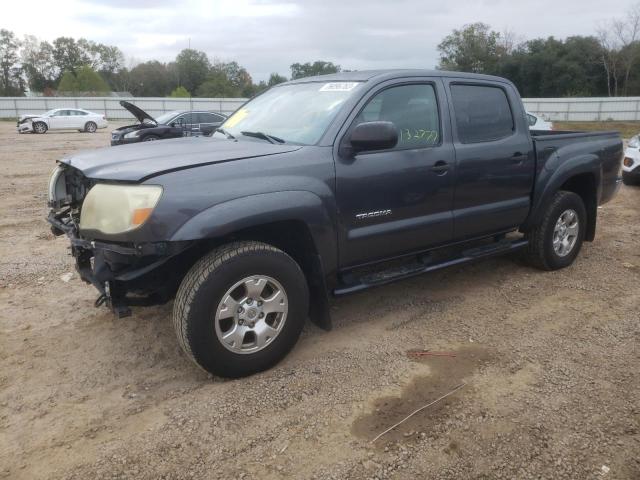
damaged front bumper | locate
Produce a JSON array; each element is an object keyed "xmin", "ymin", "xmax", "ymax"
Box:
[
  {"xmin": 47, "ymin": 211, "xmax": 191, "ymax": 317},
  {"xmin": 17, "ymin": 122, "xmax": 33, "ymax": 133}
]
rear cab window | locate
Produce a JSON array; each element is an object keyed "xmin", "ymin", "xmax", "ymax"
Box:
[{"xmin": 450, "ymin": 84, "xmax": 514, "ymax": 143}]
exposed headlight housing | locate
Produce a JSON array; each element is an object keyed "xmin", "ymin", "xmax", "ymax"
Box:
[
  {"xmin": 628, "ymin": 135, "xmax": 640, "ymax": 148},
  {"xmin": 79, "ymin": 184, "xmax": 162, "ymax": 234},
  {"xmin": 48, "ymin": 165, "xmax": 68, "ymax": 208}
]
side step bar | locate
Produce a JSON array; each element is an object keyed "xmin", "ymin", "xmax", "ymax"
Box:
[{"xmin": 334, "ymin": 239, "xmax": 528, "ymax": 296}]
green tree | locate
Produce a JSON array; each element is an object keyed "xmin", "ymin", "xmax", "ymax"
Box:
[
  {"xmin": 128, "ymin": 61, "xmax": 173, "ymax": 96},
  {"xmin": 0, "ymin": 29, "xmax": 23, "ymax": 95},
  {"xmin": 175, "ymin": 48, "xmax": 210, "ymax": 95},
  {"xmin": 20, "ymin": 35, "xmax": 56, "ymax": 91},
  {"xmin": 290, "ymin": 61, "xmax": 340, "ymax": 79},
  {"xmin": 195, "ymin": 61, "xmax": 255, "ymax": 97},
  {"xmin": 75, "ymin": 65, "xmax": 110, "ymax": 92},
  {"xmin": 57, "ymin": 70, "xmax": 78, "ymax": 92},
  {"xmin": 52, "ymin": 37, "xmax": 89, "ymax": 76},
  {"xmin": 169, "ymin": 86, "xmax": 190, "ymax": 97},
  {"xmin": 437, "ymin": 22, "xmax": 507, "ymax": 73},
  {"xmin": 267, "ymin": 72, "xmax": 287, "ymax": 86},
  {"xmin": 57, "ymin": 66, "xmax": 110, "ymax": 94}
]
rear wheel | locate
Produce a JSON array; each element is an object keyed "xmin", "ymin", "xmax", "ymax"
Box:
[
  {"xmin": 173, "ymin": 241, "xmax": 309, "ymax": 377},
  {"xmin": 525, "ymin": 191, "xmax": 586, "ymax": 270},
  {"xmin": 33, "ymin": 122, "xmax": 47, "ymax": 134},
  {"xmin": 84, "ymin": 122, "xmax": 97, "ymax": 133}
]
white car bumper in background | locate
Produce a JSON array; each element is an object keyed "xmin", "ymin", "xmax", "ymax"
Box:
[{"xmin": 623, "ymin": 146, "xmax": 640, "ymax": 173}]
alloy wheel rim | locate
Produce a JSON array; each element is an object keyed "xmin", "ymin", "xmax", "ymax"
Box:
[
  {"xmin": 553, "ymin": 208, "xmax": 579, "ymax": 257},
  {"xmin": 214, "ymin": 275, "xmax": 288, "ymax": 354}
]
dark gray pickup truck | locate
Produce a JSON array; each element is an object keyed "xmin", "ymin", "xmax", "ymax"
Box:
[{"xmin": 47, "ymin": 70, "xmax": 623, "ymax": 377}]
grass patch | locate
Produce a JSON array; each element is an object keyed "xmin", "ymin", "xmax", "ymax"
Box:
[{"xmin": 554, "ymin": 121, "xmax": 640, "ymax": 138}]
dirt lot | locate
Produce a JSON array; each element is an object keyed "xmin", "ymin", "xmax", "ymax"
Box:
[{"xmin": 0, "ymin": 121, "xmax": 638, "ymax": 480}]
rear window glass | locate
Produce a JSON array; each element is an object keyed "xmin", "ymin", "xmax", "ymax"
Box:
[{"xmin": 451, "ymin": 84, "xmax": 514, "ymax": 143}]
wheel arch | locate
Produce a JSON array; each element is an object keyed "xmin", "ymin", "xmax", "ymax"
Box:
[
  {"xmin": 170, "ymin": 191, "xmax": 337, "ymax": 330},
  {"xmin": 523, "ymin": 157, "xmax": 601, "ymax": 242}
]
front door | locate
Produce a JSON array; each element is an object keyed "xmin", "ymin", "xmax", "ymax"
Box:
[
  {"xmin": 48, "ymin": 110, "xmax": 70, "ymax": 129},
  {"xmin": 335, "ymin": 80, "xmax": 456, "ymax": 267}
]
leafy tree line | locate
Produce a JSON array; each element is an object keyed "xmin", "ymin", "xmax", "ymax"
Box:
[
  {"xmin": 437, "ymin": 4, "xmax": 640, "ymax": 97},
  {"xmin": 0, "ymin": 29, "xmax": 340, "ymax": 97},
  {"xmin": 4, "ymin": 3, "xmax": 640, "ymax": 99}
]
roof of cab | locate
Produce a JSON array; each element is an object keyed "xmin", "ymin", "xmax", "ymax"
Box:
[{"xmin": 284, "ymin": 69, "xmax": 513, "ymax": 85}]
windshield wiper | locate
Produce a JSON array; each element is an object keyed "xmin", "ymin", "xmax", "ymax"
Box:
[
  {"xmin": 240, "ymin": 131, "xmax": 285, "ymax": 144},
  {"xmin": 216, "ymin": 127, "xmax": 236, "ymax": 140}
]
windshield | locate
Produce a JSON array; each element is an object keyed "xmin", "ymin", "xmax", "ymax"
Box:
[
  {"xmin": 154, "ymin": 111, "xmax": 181, "ymax": 125},
  {"xmin": 218, "ymin": 81, "xmax": 363, "ymax": 145}
]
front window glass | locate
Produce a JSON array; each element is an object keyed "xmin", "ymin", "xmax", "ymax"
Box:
[
  {"xmin": 218, "ymin": 81, "xmax": 363, "ymax": 145},
  {"xmin": 353, "ymin": 84, "xmax": 440, "ymax": 149}
]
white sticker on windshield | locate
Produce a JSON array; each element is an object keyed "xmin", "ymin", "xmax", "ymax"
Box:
[{"xmin": 319, "ymin": 82, "xmax": 359, "ymax": 92}]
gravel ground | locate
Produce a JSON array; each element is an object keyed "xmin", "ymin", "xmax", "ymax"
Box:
[{"xmin": 0, "ymin": 121, "xmax": 638, "ymax": 479}]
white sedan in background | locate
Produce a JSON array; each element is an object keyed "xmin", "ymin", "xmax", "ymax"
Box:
[
  {"xmin": 17, "ymin": 108, "xmax": 108, "ymax": 134},
  {"xmin": 526, "ymin": 111, "xmax": 553, "ymax": 130}
]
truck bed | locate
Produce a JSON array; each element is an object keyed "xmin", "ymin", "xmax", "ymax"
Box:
[{"xmin": 530, "ymin": 129, "xmax": 623, "ymax": 211}]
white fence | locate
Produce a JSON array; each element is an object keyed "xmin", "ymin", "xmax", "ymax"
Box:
[
  {"xmin": 522, "ymin": 97, "xmax": 640, "ymax": 122},
  {"xmin": 3, "ymin": 95, "xmax": 640, "ymax": 122},
  {"xmin": 0, "ymin": 97, "xmax": 248, "ymax": 120}
]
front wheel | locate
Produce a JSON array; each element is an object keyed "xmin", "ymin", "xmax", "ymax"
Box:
[
  {"xmin": 142, "ymin": 135, "xmax": 159, "ymax": 142},
  {"xmin": 173, "ymin": 241, "xmax": 309, "ymax": 377},
  {"xmin": 525, "ymin": 191, "xmax": 586, "ymax": 270},
  {"xmin": 33, "ymin": 122, "xmax": 47, "ymax": 134}
]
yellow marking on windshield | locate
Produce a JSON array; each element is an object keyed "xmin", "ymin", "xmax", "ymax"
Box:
[{"xmin": 225, "ymin": 108, "xmax": 249, "ymax": 128}]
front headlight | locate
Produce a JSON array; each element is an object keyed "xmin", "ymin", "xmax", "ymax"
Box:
[
  {"xmin": 123, "ymin": 130, "xmax": 142, "ymax": 139},
  {"xmin": 79, "ymin": 184, "xmax": 162, "ymax": 234},
  {"xmin": 629, "ymin": 135, "xmax": 640, "ymax": 148}
]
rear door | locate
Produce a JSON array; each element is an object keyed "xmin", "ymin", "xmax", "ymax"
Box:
[
  {"xmin": 69, "ymin": 110, "xmax": 87, "ymax": 129},
  {"xmin": 335, "ymin": 78, "xmax": 456, "ymax": 267},
  {"xmin": 445, "ymin": 81, "xmax": 534, "ymax": 240}
]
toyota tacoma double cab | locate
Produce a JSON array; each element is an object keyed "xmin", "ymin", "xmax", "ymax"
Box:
[{"xmin": 47, "ymin": 70, "xmax": 623, "ymax": 377}]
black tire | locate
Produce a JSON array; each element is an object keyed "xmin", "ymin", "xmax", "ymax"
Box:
[
  {"xmin": 32, "ymin": 121, "xmax": 47, "ymax": 134},
  {"xmin": 622, "ymin": 171, "xmax": 640, "ymax": 186},
  {"xmin": 173, "ymin": 241, "xmax": 309, "ymax": 378},
  {"xmin": 142, "ymin": 134, "xmax": 159, "ymax": 142},
  {"xmin": 84, "ymin": 121, "xmax": 97, "ymax": 133},
  {"xmin": 525, "ymin": 190, "xmax": 586, "ymax": 270}
]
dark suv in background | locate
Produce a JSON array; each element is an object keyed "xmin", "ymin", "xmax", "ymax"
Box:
[{"xmin": 110, "ymin": 101, "xmax": 226, "ymax": 145}]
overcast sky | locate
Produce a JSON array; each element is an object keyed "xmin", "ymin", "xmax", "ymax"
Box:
[{"xmin": 3, "ymin": 0, "xmax": 637, "ymax": 81}]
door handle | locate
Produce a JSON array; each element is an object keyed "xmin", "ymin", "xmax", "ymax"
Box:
[
  {"xmin": 511, "ymin": 152, "xmax": 527, "ymax": 163},
  {"xmin": 431, "ymin": 160, "xmax": 449, "ymax": 175}
]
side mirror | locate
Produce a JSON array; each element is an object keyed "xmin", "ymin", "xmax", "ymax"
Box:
[{"xmin": 349, "ymin": 121, "xmax": 398, "ymax": 154}]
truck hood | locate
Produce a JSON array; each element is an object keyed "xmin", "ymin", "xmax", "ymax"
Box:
[
  {"xmin": 60, "ymin": 137, "xmax": 303, "ymax": 182},
  {"xmin": 120, "ymin": 100, "xmax": 156, "ymax": 125}
]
